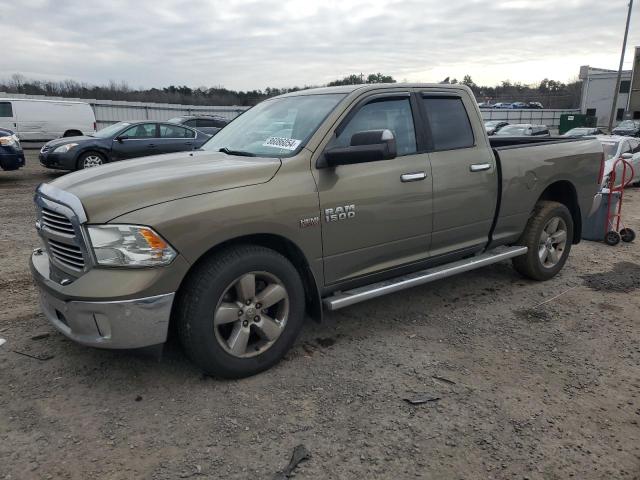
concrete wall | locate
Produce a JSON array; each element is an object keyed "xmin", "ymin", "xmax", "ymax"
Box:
[
  {"xmin": 0, "ymin": 92, "xmax": 249, "ymax": 129},
  {"xmin": 479, "ymin": 108, "xmax": 579, "ymax": 129},
  {"xmin": 579, "ymin": 70, "xmax": 631, "ymax": 127}
]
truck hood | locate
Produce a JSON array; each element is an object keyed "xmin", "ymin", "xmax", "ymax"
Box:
[{"xmin": 49, "ymin": 150, "xmax": 281, "ymax": 222}]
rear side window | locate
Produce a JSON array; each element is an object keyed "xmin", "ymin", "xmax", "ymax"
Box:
[
  {"xmin": 0, "ymin": 102, "xmax": 13, "ymax": 117},
  {"xmin": 160, "ymin": 124, "xmax": 195, "ymax": 138},
  {"xmin": 421, "ymin": 97, "xmax": 474, "ymax": 151}
]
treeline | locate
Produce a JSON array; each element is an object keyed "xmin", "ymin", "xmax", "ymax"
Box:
[
  {"xmin": 0, "ymin": 72, "xmax": 581, "ymax": 109},
  {"xmin": 443, "ymin": 75, "xmax": 581, "ymax": 109}
]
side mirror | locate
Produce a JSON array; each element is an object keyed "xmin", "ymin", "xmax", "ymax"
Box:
[
  {"xmin": 115, "ymin": 135, "xmax": 128, "ymax": 143},
  {"xmin": 320, "ymin": 129, "xmax": 397, "ymax": 168},
  {"xmin": 621, "ymin": 152, "xmax": 633, "ymax": 160}
]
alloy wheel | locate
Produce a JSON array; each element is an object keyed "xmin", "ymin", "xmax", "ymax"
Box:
[
  {"xmin": 83, "ymin": 155, "xmax": 103, "ymax": 168},
  {"xmin": 213, "ymin": 271, "xmax": 289, "ymax": 358},
  {"xmin": 538, "ymin": 216, "xmax": 567, "ymax": 268}
]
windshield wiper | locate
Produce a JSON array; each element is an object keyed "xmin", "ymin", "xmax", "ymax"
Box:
[{"xmin": 219, "ymin": 147, "xmax": 256, "ymax": 157}]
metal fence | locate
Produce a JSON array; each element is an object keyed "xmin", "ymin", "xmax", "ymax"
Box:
[
  {"xmin": 0, "ymin": 92, "xmax": 249, "ymax": 129},
  {"xmin": 480, "ymin": 108, "xmax": 580, "ymax": 129}
]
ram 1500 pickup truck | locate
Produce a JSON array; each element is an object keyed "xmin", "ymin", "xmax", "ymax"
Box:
[{"xmin": 30, "ymin": 84, "xmax": 604, "ymax": 378}]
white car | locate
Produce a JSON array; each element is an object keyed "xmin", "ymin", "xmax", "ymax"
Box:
[
  {"xmin": 0, "ymin": 98, "xmax": 96, "ymax": 141},
  {"xmin": 597, "ymin": 135, "xmax": 640, "ymax": 188}
]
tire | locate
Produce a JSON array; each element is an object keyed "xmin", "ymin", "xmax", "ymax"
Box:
[
  {"xmin": 605, "ymin": 231, "xmax": 621, "ymax": 246},
  {"xmin": 63, "ymin": 130, "xmax": 82, "ymax": 137},
  {"xmin": 175, "ymin": 245, "xmax": 306, "ymax": 378},
  {"xmin": 76, "ymin": 151, "xmax": 106, "ymax": 170},
  {"xmin": 512, "ymin": 201, "xmax": 574, "ymax": 281},
  {"xmin": 620, "ymin": 228, "xmax": 635, "ymax": 243}
]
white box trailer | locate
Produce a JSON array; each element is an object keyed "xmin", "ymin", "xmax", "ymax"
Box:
[{"xmin": 0, "ymin": 98, "xmax": 96, "ymax": 141}]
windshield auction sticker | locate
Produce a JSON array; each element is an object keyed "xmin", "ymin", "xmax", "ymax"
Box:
[{"xmin": 263, "ymin": 137, "xmax": 301, "ymax": 151}]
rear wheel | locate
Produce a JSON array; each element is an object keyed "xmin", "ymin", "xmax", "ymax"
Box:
[
  {"xmin": 620, "ymin": 228, "xmax": 635, "ymax": 243},
  {"xmin": 513, "ymin": 201, "xmax": 573, "ymax": 281},
  {"xmin": 76, "ymin": 152, "xmax": 105, "ymax": 170},
  {"xmin": 605, "ymin": 231, "xmax": 621, "ymax": 246},
  {"xmin": 176, "ymin": 245, "xmax": 306, "ymax": 378}
]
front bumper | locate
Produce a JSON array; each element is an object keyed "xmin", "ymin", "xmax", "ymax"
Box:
[
  {"xmin": 0, "ymin": 151, "xmax": 25, "ymax": 171},
  {"xmin": 39, "ymin": 288, "xmax": 174, "ymax": 349},
  {"xmin": 30, "ymin": 250, "xmax": 186, "ymax": 349},
  {"xmin": 39, "ymin": 150, "xmax": 76, "ymax": 170}
]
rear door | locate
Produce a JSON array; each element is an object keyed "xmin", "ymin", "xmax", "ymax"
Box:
[
  {"xmin": 417, "ymin": 91, "xmax": 497, "ymax": 258},
  {"xmin": 0, "ymin": 101, "xmax": 15, "ymax": 133},
  {"xmin": 157, "ymin": 124, "xmax": 197, "ymax": 153},
  {"xmin": 111, "ymin": 123, "xmax": 159, "ymax": 159},
  {"xmin": 314, "ymin": 92, "xmax": 433, "ymax": 285}
]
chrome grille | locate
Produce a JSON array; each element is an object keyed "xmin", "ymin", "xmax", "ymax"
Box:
[
  {"xmin": 47, "ymin": 239, "xmax": 85, "ymax": 270},
  {"xmin": 41, "ymin": 208, "xmax": 75, "ymax": 236},
  {"xmin": 35, "ymin": 190, "xmax": 89, "ymax": 276}
]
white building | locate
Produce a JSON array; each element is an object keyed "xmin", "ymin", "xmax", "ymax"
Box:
[
  {"xmin": 580, "ymin": 46, "xmax": 640, "ymax": 128},
  {"xmin": 579, "ymin": 65, "xmax": 632, "ymax": 127}
]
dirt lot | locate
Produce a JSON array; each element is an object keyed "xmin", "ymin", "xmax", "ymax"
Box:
[{"xmin": 1, "ymin": 151, "xmax": 639, "ymax": 480}]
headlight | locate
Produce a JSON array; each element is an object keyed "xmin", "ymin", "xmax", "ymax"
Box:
[
  {"xmin": 0, "ymin": 135, "xmax": 16, "ymax": 146},
  {"xmin": 87, "ymin": 225, "xmax": 177, "ymax": 267},
  {"xmin": 53, "ymin": 143, "xmax": 78, "ymax": 153}
]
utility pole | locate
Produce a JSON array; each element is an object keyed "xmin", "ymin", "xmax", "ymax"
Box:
[{"xmin": 608, "ymin": 0, "xmax": 634, "ymax": 133}]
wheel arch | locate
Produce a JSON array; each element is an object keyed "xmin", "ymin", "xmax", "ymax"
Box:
[
  {"xmin": 537, "ymin": 180, "xmax": 581, "ymax": 244},
  {"xmin": 63, "ymin": 129, "xmax": 83, "ymax": 137},
  {"xmin": 175, "ymin": 233, "xmax": 323, "ymax": 324}
]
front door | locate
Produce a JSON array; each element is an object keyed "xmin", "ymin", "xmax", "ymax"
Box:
[
  {"xmin": 313, "ymin": 93, "xmax": 433, "ymax": 285},
  {"xmin": 111, "ymin": 123, "xmax": 159, "ymax": 160},
  {"xmin": 417, "ymin": 92, "xmax": 497, "ymax": 258}
]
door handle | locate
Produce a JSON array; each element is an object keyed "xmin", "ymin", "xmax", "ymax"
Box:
[
  {"xmin": 148, "ymin": 143, "xmax": 156, "ymax": 148},
  {"xmin": 401, "ymin": 171, "xmax": 427, "ymax": 182},
  {"xmin": 470, "ymin": 163, "xmax": 491, "ymax": 172}
]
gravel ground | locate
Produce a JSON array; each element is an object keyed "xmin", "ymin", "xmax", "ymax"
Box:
[{"xmin": 1, "ymin": 152, "xmax": 639, "ymax": 480}]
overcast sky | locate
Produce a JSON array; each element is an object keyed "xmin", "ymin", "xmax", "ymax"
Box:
[{"xmin": 1, "ymin": 0, "xmax": 638, "ymax": 90}]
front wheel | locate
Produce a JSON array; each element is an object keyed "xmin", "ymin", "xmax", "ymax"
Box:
[
  {"xmin": 76, "ymin": 151, "xmax": 105, "ymax": 170},
  {"xmin": 513, "ymin": 201, "xmax": 574, "ymax": 281},
  {"xmin": 175, "ymin": 245, "xmax": 306, "ymax": 378}
]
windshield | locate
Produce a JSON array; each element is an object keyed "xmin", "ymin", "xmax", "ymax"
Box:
[
  {"xmin": 601, "ymin": 141, "xmax": 620, "ymax": 160},
  {"xmin": 485, "ymin": 121, "xmax": 501, "ymax": 127},
  {"xmin": 167, "ymin": 117, "xmax": 184, "ymax": 124},
  {"xmin": 93, "ymin": 122, "xmax": 131, "ymax": 138},
  {"xmin": 495, "ymin": 125, "xmax": 529, "ymax": 136},
  {"xmin": 202, "ymin": 93, "xmax": 346, "ymax": 157},
  {"xmin": 616, "ymin": 120, "xmax": 639, "ymax": 129}
]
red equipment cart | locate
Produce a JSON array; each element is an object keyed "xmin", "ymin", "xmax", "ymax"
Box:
[{"xmin": 604, "ymin": 157, "xmax": 636, "ymax": 246}]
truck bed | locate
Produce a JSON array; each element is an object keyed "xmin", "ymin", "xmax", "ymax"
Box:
[{"xmin": 488, "ymin": 136, "xmax": 603, "ymax": 248}]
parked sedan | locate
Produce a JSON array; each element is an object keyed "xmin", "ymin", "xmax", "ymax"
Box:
[
  {"xmin": 562, "ymin": 127, "xmax": 603, "ymax": 137},
  {"xmin": 0, "ymin": 127, "xmax": 25, "ymax": 171},
  {"xmin": 597, "ymin": 135, "xmax": 640, "ymax": 187},
  {"xmin": 168, "ymin": 115, "xmax": 229, "ymax": 136},
  {"xmin": 494, "ymin": 124, "xmax": 550, "ymax": 137},
  {"xmin": 612, "ymin": 120, "xmax": 640, "ymax": 137},
  {"xmin": 39, "ymin": 121, "xmax": 209, "ymax": 171},
  {"xmin": 484, "ymin": 120, "xmax": 509, "ymax": 135}
]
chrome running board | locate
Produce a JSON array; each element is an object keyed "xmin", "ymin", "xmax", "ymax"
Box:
[{"xmin": 323, "ymin": 246, "xmax": 528, "ymax": 311}]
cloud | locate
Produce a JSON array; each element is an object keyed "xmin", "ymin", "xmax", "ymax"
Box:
[{"xmin": 1, "ymin": 0, "xmax": 638, "ymax": 89}]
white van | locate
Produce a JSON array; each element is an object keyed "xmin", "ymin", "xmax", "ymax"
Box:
[{"xmin": 0, "ymin": 98, "xmax": 96, "ymax": 141}]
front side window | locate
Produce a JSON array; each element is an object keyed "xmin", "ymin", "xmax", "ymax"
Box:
[
  {"xmin": 422, "ymin": 97, "xmax": 474, "ymax": 150},
  {"xmin": 160, "ymin": 124, "xmax": 195, "ymax": 138},
  {"xmin": 334, "ymin": 98, "xmax": 417, "ymax": 156},
  {"xmin": 123, "ymin": 123, "xmax": 157, "ymax": 138},
  {"xmin": 202, "ymin": 93, "xmax": 345, "ymax": 158},
  {"xmin": 0, "ymin": 102, "xmax": 13, "ymax": 117}
]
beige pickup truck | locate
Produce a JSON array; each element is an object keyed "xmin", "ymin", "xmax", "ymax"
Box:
[{"xmin": 30, "ymin": 84, "xmax": 603, "ymax": 378}]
